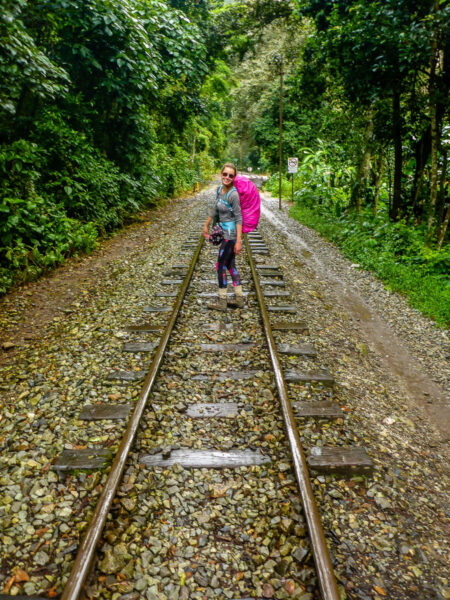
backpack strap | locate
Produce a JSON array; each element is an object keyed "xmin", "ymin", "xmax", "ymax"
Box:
[
  {"xmin": 225, "ymin": 186, "xmax": 237, "ymax": 200},
  {"xmin": 216, "ymin": 185, "xmax": 235, "ymax": 212}
]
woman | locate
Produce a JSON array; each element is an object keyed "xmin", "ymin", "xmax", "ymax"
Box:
[{"xmin": 202, "ymin": 163, "xmax": 244, "ymax": 310}]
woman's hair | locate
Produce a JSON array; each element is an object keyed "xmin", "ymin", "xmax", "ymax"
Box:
[{"xmin": 221, "ymin": 163, "xmax": 237, "ymax": 176}]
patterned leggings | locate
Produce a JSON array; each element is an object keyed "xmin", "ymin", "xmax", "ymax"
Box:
[{"xmin": 216, "ymin": 239, "xmax": 241, "ymax": 289}]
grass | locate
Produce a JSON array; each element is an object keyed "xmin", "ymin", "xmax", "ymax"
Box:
[{"xmin": 289, "ymin": 203, "xmax": 450, "ymax": 329}]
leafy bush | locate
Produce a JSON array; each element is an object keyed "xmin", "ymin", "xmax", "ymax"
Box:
[
  {"xmin": 266, "ymin": 171, "xmax": 350, "ymax": 219},
  {"xmin": 0, "ymin": 131, "xmax": 139, "ymax": 293},
  {"xmin": 147, "ymin": 143, "xmax": 215, "ymax": 198},
  {"xmin": 33, "ymin": 112, "xmax": 149, "ymax": 232},
  {"xmin": 265, "ymin": 173, "xmax": 294, "ymax": 199},
  {"xmin": 289, "ymin": 201, "xmax": 450, "ymax": 327},
  {"xmin": 0, "ymin": 194, "xmax": 97, "ymax": 294}
]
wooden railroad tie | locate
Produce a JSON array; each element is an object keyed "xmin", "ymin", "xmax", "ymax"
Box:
[
  {"xmin": 307, "ymin": 447, "xmax": 373, "ymax": 475},
  {"xmin": 186, "ymin": 403, "xmax": 241, "ymax": 418},
  {"xmin": 293, "ymin": 401, "xmax": 343, "ymax": 418},
  {"xmin": 52, "ymin": 449, "xmax": 112, "ymax": 471},
  {"xmin": 268, "ymin": 305, "xmax": 296, "ymax": 313},
  {"xmin": 122, "ymin": 342, "xmax": 157, "ymax": 353},
  {"xmin": 277, "ymin": 343, "xmax": 316, "ymax": 357},
  {"xmin": 285, "ymin": 369, "xmax": 334, "ymax": 386},
  {"xmin": 272, "ymin": 320, "xmax": 309, "ymax": 332},
  {"xmin": 140, "ymin": 449, "xmax": 271, "ymax": 469},
  {"xmin": 260, "ymin": 279, "xmax": 285, "ymax": 287},
  {"xmin": 78, "ymin": 404, "xmax": 132, "ymax": 420}
]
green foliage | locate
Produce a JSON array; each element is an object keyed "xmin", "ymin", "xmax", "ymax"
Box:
[
  {"xmin": 288, "ymin": 199, "xmax": 450, "ymax": 328},
  {"xmin": 304, "ymin": 0, "xmax": 432, "ymax": 104},
  {"xmin": 265, "ymin": 143, "xmax": 355, "ymax": 212},
  {"xmin": 0, "ymin": 0, "xmax": 232, "ymax": 295},
  {"xmin": 0, "ymin": 0, "xmax": 69, "ymax": 124},
  {"xmin": 0, "ymin": 138, "xmax": 97, "ymax": 293},
  {"xmin": 0, "ymin": 193, "xmax": 97, "ymax": 294},
  {"xmin": 292, "ymin": 0, "xmax": 450, "ymax": 224},
  {"xmin": 28, "ymin": 112, "xmax": 143, "ymax": 231},
  {"xmin": 265, "ymin": 173, "xmax": 293, "ymax": 199},
  {"xmin": 211, "ymin": 0, "xmax": 294, "ymax": 59},
  {"xmin": 150, "ymin": 143, "xmax": 214, "ymax": 197},
  {"xmin": 225, "ymin": 16, "xmax": 310, "ymax": 170}
]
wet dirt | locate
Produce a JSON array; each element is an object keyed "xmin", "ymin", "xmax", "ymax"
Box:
[{"xmin": 262, "ymin": 194, "xmax": 449, "ymax": 448}]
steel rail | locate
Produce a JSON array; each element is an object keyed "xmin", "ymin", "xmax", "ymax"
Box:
[
  {"xmin": 61, "ymin": 236, "xmax": 205, "ymax": 600},
  {"xmin": 244, "ymin": 235, "xmax": 340, "ymax": 600}
]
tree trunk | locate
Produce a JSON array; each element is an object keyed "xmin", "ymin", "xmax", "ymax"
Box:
[
  {"xmin": 191, "ymin": 131, "xmax": 196, "ymax": 164},
  {"xmin": 427, "ymin": 12, "xmax": 440, "ymax": 240},
  {"xmin": 411, "ymin": 129, "xmax": 430, "ymax": 221},
  {"xmin": 437, "ymin": 204, "xmax": 450, "ymax": 250},
  {"xmin": 373, "ymin": 150, "xmax": 384, "ymax": 217},
  {"xmin": 390, "ymin": 86, "xmax": 403, "ymax": 220},
  {"xmin": 351, "ymin": 107, "xmax": 374, "ymax": 212},
  {"xmin": 434, "ymin": 149, "xmax": 448, "ymax": 241},
  {"xmin": 410, "ymin": 45, "xmax": 449, "ymax": 221},
  {"xmin": 412, "ymin": 168, "xmax": 425, "ymax": 222},
  {"xmin": 387, "ymin": 150, "xmax": 392, "ymax": 213},
  {"xmin": 13, "ymin": 85, "xmax": 38, "ymax": 140}
]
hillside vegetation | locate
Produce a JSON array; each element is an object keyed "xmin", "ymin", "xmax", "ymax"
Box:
[
  {"xmin": 0, "ymin": 0, "xmax": 232, "ymax": 293},
  {"xmin": 221, "ymin": 0, "xmax": 449, "ymax": 325},
  {"xmin": 1, "ymin": 0, "xmax": 448, "ymax": 326}
]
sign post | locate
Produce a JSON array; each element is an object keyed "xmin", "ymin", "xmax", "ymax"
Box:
[
  {"xmin": 278, "ymin": 61, "xmax": 284, "ymax": 210},
  {"xmin": 287, "ymin": 157, "xmax": 298, "ymax": 203}
]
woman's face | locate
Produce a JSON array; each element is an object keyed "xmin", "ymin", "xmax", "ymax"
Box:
[{"xmin": 221, "ymin": 168, "xmax": 236, "ymax": 186}]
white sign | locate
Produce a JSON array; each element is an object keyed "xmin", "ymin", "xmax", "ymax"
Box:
[{"xmin": 287, "ymin": 157, "xmax": 298, "ymax": 173}]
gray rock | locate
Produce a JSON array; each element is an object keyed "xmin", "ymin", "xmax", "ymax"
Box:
[
  {"xmin": 34, "ymin": 550, "xmax": 50, "ymax": 566},
  {"xmin": 293, "ymin": 546, "xmax": 309, "ymax": 563},
  {"xmin": 99, "ymin": 543, "xmax": 131, "ymax": 574}
]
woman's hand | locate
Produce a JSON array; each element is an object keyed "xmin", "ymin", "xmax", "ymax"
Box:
[
  {"xmin": 202, "ymin": 217, "xmax": 212, "ymax": 239},
  {"xmin": 235, "ymin": 224, "xmax": 243, "ymax": 254}
]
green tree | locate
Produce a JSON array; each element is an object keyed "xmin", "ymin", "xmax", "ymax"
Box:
[
  {"xmin": 0, "ymin": 0, "xmax": 69, "ymax": 140},
  {"xmin": 295, "ymin": 0, "xmax": 450, "ymax": 227}
]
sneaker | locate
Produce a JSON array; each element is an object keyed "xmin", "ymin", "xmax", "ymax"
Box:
[
  {"xmin": 207, "ymin": 296, "xmax": 227, "ymax": 311},
  {"xmin": 227, "ymin": 295, "xmax": 245, "ymax": 309}
]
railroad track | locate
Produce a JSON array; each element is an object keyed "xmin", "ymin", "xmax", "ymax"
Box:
[{"xmin": 2, "ymin": 185, "xmax": 373, "ymax": 600}]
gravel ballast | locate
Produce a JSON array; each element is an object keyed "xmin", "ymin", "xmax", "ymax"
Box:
[{"xmin": 0, "ymin": 184, "xmax": 448, "ymax": 600}]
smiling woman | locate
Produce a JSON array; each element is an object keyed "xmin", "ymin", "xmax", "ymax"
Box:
[{"xmin": 202, "ymin": 163, "xmax": 245, "ymax": 310}]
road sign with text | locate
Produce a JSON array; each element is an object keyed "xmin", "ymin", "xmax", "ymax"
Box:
[{"xmin": 287, "ymin": 157, "xmax": 298, "ymax": 173}]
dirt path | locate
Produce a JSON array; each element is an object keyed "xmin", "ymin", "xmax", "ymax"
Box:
[
  {"xmin": 261, "ymin": 192, "xmax": 449, "ymax": 446},
  {"xmin": 0, "ymin": 196, "xmax": 194, "ymax": 362}
]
